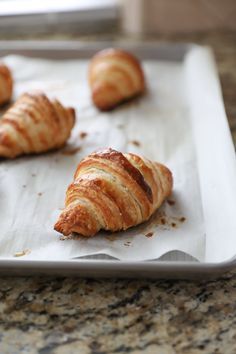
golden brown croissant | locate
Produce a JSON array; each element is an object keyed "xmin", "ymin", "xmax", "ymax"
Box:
[
  {"xmin": 88, "ymin": 48, "xmax": 145, "ymax": 111},
  {"xmin": 0, "ymin": 62, "xmax": 13, "ymax": 106},
  {"xmin": 0, "ymin": 92, "xmax": 75, "ymax": 158},
  {"xmin": 54, "ymin": 148, "xmax": 173, "ymax": 237}
]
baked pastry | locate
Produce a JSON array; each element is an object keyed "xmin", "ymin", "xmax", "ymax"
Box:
[
  {"xmin": 0, "ymin": 62, "xmax": 13, "ymax": 106},
  {"xmin": 0, "ymin": 92, "xmax": 75, "ymax": 158},
  {"xmin": 88, "ymin": 48, "xmax": 145, "ymax": 111},
  {"xmin": 54, "ymin": 148, "xmax": 173, "ymax": 237}
]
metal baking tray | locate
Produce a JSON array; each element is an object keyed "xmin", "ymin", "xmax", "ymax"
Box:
[{"xmin": 0, "ymin": 40, "xmax": 235, "ymax": 279}]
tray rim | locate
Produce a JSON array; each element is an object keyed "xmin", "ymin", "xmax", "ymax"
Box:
[
  {"xmin": 0, "ymin": 39, "xmax": 194, "ymax": 61},
  {"xmin": 0, "ymin": 40, "xmax": 235, "ymax": 278},
  {"xmin": 0, "ymin": 258, "xmax": 235, "ymax": 279}
]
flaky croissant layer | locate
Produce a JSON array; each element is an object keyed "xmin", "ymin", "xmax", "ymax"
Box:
[
  {"xmin": 0, "ymin": 62, "xmax": 13, "ymax": 106},
  {"xmin": 0, "ymin": 92, "xmax": 75, "ymax": 158},
  {"xmin": 89, "ymin": 48, "xmax": 145, "ymax": 111},
  {"xmin": 54, "ymin": 148, "xmax": 173, "ymax": 237}
]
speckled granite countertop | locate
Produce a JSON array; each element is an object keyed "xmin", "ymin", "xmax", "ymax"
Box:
[
  {"xmin": 1, "ymin": 274, "xmax": 236, "ymax": 353},
  {"xmin": 0, "ymin": 31, "xmax": 236, "ymax": 353}
]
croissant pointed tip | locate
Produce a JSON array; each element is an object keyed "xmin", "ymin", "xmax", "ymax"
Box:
[
  {"xmin": 54, "ymin": 205, "xmax": 99, "ymax": 237},
  {"xmin": 54, "ymin": 220, "xmax": 72, "ymax": 237},
  {"xmin": 0, "ymin": 131, "xmax": 19, "ymax": 158}
]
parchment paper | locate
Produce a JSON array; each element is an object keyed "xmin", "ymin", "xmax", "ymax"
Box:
[{"xmin": 0, "ymin": 46, "xmax": 236, "ymax": 262}]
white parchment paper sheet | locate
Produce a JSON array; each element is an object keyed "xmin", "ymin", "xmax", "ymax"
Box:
[{"xmin": 0, "ymin": 46, "xmax": 235, "ymax": 262}]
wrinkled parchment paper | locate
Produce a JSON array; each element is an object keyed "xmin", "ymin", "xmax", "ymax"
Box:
[{"xmin": 0, "ymin": 46, "xmax": 236, "ymax": 262}]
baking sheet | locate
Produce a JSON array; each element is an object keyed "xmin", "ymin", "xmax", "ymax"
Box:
[{"xmin": 0, "ymin": 46, "xmax": 235, "ymax": 263}]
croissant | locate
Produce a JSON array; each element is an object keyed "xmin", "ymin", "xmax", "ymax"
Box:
[
  {"xmin": 0, "ymin": 62, "xmax": 13, "ymax": 106},
  {"xmin": 0, "ymin": 92, "xmax": 75, "ymax": 158},
  {"xmin": 54, "ymin": 148, "xmax": 173, "ymax": 237},
  {"xmin": 88, "ymin": 48, "xmax": 145, "ymax": 111}
]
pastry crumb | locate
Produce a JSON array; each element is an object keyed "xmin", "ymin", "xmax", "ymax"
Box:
[
  {"xmin": 79, "ymin": 132, "xmax": 88, "ymax": 139},
  {"xmin": 60, "ymin": 235, "xmax": 73, "ymax": 241},
  {"xmin": 62, "ymin": 146, "xmax": 81, "ymax": 155},
  {"xmin": 130, "ymin": 140, "xmax": 141, "ymax": 147},
  {"xmin": 60, "ymin": 236, "xmax": 68, "ymax": 241},
  {"xmin": 167, "ymin": 199, "xmax": 175, "ymax": 206},
  {"xmin": 161, "ymin": 217, "xmax": 166, "ymax": 225},
  {"xmin": 106, "ymin": 235, "xmax": 117, "ymax": 242},
  {"xmin": 171, "ymin": 222, "xmax": 177, "ymax": 228},
  {"xmin": 14, "ymin": 249, "xmax": 31, "ymax": 257},
  {"xmin": 179, "ymin": 217, "xmax": 186, "ymax": 223},
  {"xmin": 145, "ymin": 232, "xmax": 153, "ymax": 238}
]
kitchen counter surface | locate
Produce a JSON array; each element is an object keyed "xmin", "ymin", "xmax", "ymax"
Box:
[
  {"xmin": 0, "ymin": 31, "xmax": 236, "ymax": 353},
  {"xmin": 0, "ymin": 273, "xmax": 236, "ymax": 354}
]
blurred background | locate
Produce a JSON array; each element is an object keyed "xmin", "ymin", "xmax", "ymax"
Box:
[
  {"xmin": 0, "ymin": 0, "xmax": 235, "ymax": 37},
  {"xmin": 0, "ymin": 0, "xmax": 235, "ymax": 141}
]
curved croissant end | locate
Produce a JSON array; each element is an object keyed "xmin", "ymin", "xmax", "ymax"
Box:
[
  {"xmin": 54, "ymin": 148, "xmax": 173, "ymax": 237},
  {"xmin": 0, "ymin": 62, "xmax": 13, "ymax": 106},
  {"xmin": 88, "ymin": 48, "xmax": 145, "ymax": 111},
  {"xmin": 0, "ymin": 92, "xmax": 75, "ymax": 158}
]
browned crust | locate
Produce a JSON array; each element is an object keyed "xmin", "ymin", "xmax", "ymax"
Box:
[
  {"xmin": 0, "ymin": 63, "xmax": 13, "ymax": 82},
  {"xmin": 91, "ymin": 82, "xmax": 123, "ymax": 111},
  {"xmin": 70, "ymin": 177, "xmax": 135, "ymax": 229},
  {"xmin": 88, "ymin": 48, "xmax": 145, "ymax": 111},
  {"xmin": 24, "ymin": 92, "xmax": 60, "ymax": 125},
  {"xmin": 0, "ymin": 62, "xmax": 13, "ymax": 106},
  {"xmin": 0, "ymin": 130, "xmax": 15, "ymax": 150},
  {"xmin": 54, "ymin": 148, "xmax": 173, "ymax": 238},
  {"xmin": 54, "ymin": 205, "xmax": 99, "ymax": 237},
  {"xmin": 156, "ymin": 162, "xmax": 173, "ymax": 197},
  {"xmin": 0, "ymin": 91, "xmax": 75, "ymax": 158},
  {"xmin": 67, "ymin": 107, "xmax": 76, "ymax": 124},
  {"xmin": 67, "ymin": 181, "xmax": 123, "ymax": 231},
  {"xmin": 127, "ymin": 152, "xmax": 158, "ymax": 200},
  {"xmin": 1, "ymin": 118, "xmax": 34, "ymax": 151},
  {"xmin": 90, "ymin": 148, "xmax": 153, "ymax": 203},
  {"xmin": 89, "ymin": 48, "xmax": 145, "ymax": 89},
  {"xmin": 92, "ymin": 85, "xmax": 143, "ymax": 112}
]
